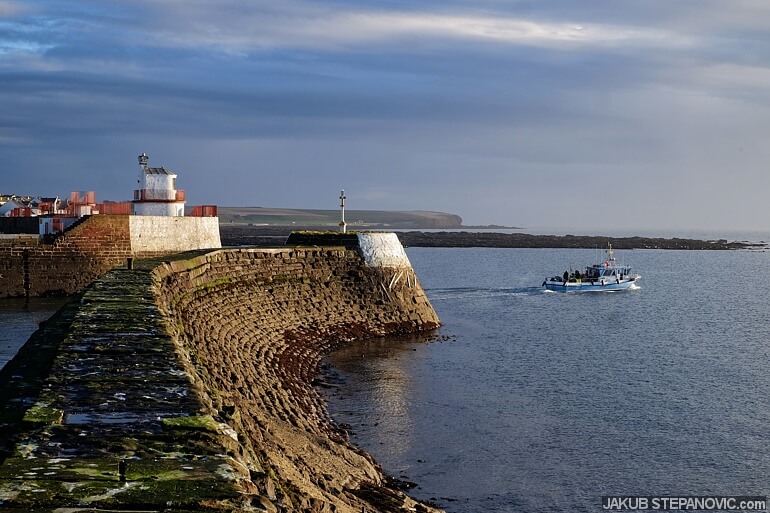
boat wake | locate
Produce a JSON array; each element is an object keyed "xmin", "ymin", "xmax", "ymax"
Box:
[{"xmin": 426, "ymin": 286, "xmax": 544, "ymax": 300}]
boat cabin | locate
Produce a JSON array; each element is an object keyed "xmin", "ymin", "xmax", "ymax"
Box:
[{"xmin": 584, "ymin": 264, "xmax": 633, "ymax": 280}]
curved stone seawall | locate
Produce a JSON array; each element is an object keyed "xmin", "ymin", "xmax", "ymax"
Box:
[
  {"xmin": 152, "ymin": 235, "xmax": 441, "ymax": 511},
  {"xmin": 0, "ymin": 233, "xmax": 441, "ymax": 511}
]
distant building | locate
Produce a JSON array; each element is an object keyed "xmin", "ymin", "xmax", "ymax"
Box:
[
  {"xmin": 37, "ymin": 197, "xmax": 61, "ymax": 215},
  {"xmin": 67, "ymin": 192, "xmax": 96, "ymax": 217},
  {"xmin": 0, "ymin": 200, "xmax": 27, "ymax": 217},
  {"xmin": 131, "ymin": 153, "xmax": 186, "ymax": 216},
  {"xmin": 0, "ymin": 195, "xmax": 62, "ymax": 218},
  {"xmin": 0, "ymin": 195, "xmax": 33, "ymax": 205}
]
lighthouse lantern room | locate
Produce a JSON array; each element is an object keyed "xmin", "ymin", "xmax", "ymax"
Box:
[{"xmin": 131, "ymin": 153, "xmax": 186, "ymax": 216}]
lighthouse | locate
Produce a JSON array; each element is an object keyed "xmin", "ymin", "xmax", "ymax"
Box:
[{"xmin": 131, "ymin": 153, "xmax": 186, "ymax": 216}]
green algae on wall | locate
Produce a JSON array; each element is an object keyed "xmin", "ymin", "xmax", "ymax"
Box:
[{"xmin": 0, "ymin": 268, "xmax": 255, "ymax": 511}]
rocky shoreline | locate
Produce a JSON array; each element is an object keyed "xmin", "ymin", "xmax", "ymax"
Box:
[
  {"xmin": 220, "ymin": 225, "xmax": 766, "ymax": 250},
  {"xmin": 396, "ymin": 231, "xmax": 765, "ymax": 249}
]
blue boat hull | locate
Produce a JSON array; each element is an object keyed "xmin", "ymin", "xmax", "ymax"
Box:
[{"xmin": 544, "ymin": 278, "xmax": 639, "ymax": 292}]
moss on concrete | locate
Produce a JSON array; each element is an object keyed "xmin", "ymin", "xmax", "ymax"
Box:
[
  {"xmin": 162, "ymin": 414, "xmax": 219, "ymax": 432},
  {"xmin": 0, "ymin": 266, "xmax": 254, "ymax": 511},
  {"xmin": 21, "ymin": 401, "xmax": 63, "ymax": 424}
]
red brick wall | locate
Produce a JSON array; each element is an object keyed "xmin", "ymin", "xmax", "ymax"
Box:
[{"xmin": 0, "ymin": 216, "xmax": 133, "ymax": 297}]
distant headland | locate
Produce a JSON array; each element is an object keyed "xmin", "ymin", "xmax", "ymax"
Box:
[
  {"xmin": 217, "ymin": 208, "xmax": 765, "ymax": 250},
  {"xmin": 217, "ymin": 206, "xmax": 468, "ymax": 229}
]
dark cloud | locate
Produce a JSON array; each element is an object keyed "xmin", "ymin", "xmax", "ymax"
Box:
[{"xmin": 2, "ymin": 0, "xmax": 770, "ymax": 230}]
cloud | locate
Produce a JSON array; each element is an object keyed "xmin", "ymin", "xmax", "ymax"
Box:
[
  {"xmin": 0, "ymin": 0, "xmax": 28, "ymax": 17},
  {"xmin": 4, "ymin": 1, "xmax": 770, "ymax": 230},
  {"xmin": 124, "ymin": 1, "xmax": 690, "ymax": 55}
]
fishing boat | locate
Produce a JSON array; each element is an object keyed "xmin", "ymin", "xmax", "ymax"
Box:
[{"xmin": 542, "ymin": 245, "xmax": 640, "ymax": 292}]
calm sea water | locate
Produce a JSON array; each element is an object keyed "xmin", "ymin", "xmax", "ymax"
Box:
[
  {"xmin": 323, "ymin": 247, "xmax": 770, "ymax": 512},
  {"xmin": 0, "ymin": 298, "xmax": 68, "ymax": 370},
  {"xmin": 3, "ymin": 249, "xmax": 769, "ymax": 512}
]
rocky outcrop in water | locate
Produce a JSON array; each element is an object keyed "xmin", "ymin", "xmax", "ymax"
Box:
[
  {"xmin": 395, "ymin": 232, "xmax": 763, "ymax": 249},
  {"xmin": 219, "ymin": 225, "xmax": 764, "ymax": 250}
]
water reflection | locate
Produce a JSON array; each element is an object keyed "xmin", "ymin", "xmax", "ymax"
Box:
[
  {"xmin": 0, "ymin": 297, "xmax": 69, "ymax": 370},
  {"xmin": 322, "ymin": 335, "xmax": 435, "ymax": 467}
]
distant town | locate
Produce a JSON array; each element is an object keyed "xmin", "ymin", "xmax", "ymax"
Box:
[
  {"xmin": 0, "ymin": 154, "xmax": 218, "ymax": 237},
  {"xmin": 0, "ymin": 192, "xmax": 130, "ymax": 218}
]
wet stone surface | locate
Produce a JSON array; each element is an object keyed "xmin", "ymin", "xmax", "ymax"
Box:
[{"xmin": 0, "ymin": 268, "xmax": 248, "ymax": 511}]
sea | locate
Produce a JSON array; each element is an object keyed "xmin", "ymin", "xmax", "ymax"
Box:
[
  {"xmin": 3, "ymin": 243, "xmax": 770, "ymax": 513},
  {"xmin": 322, "ymin": 245, "xmax": 770, "ymax": 512},
  {"xmin": 0, "ymin": 297, "xmax": 68, "ymax": 370}
]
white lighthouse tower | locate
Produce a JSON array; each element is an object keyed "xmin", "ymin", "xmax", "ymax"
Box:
[{"xmin": 131, "ymin": 153, "xmax": 186, "ymax": 216}]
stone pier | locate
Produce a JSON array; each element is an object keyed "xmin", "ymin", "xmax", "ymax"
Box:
[{"xmin": 0, "ymin": 233, "xmax": 442, "ymax": 512}]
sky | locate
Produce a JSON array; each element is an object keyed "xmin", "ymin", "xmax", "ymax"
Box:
[{"xmin": 2, "ymin": 0, "xmax": 770, "ymax": 232}]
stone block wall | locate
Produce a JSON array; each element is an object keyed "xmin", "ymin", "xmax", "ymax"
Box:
[
  {"xmin": 0, "ymin": 215, "xmax": 221, "ymax": 297},
  {"xmin": 151, "ymin": 243, "xmax": 441, "ymax": 512},
  {"xmin": 0, "ymin": 238, "xmax": 35, "ymax": 297},
  {"xmin": 0, "ymin": 216, "xmax": 131, "ymax": 297},
  {"xmin": 0, "ymin": 233, "xmax": 441, "ymax": 511}
]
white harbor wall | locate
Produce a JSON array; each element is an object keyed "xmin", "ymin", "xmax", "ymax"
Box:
[
  {"xmin": 129, "ymin": 216, "xmax": 221, "ymax": 255},
  {"xmin": 356, "ymin": 232, "xmax": 412, "ymax": 268}
]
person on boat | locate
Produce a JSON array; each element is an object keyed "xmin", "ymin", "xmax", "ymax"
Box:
[{"xmin": 563, "ymin": 270, "xmax": 569, "ymax": 283}]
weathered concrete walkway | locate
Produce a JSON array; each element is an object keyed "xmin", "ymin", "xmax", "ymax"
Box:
[{"xmin": 0, "ymin": 267, "xmax": 251, "ymax": 511}]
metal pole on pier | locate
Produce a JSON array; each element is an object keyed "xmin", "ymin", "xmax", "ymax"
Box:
[{"xmin": 339, "ymin": 189, "xmax": 347, "ymax": 233}]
